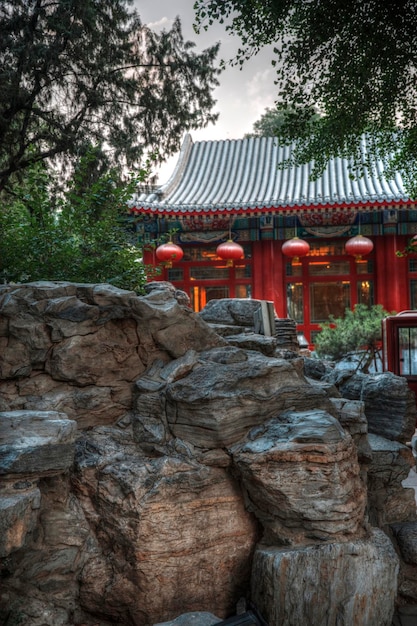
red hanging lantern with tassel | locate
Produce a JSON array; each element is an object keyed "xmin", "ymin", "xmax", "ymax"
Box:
[
  {"xmin": 282, "ymin": 236, "xmax": 310, "ymax": 262},
  {"xmin": 216, "ymin": 239, "xmax": 244, "ymax": 267},
  {"xmin": 155, "ymin": 240, "xmax": 184, "ymax": 268},
  {"xmin": 345, "ymin": 234, "xmax": 374, "ymax": 260}
]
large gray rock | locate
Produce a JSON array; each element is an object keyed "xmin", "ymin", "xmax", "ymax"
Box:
[
  {"xmin": 0, "ymin": 282, "xmax": 223, "ymax": 428},
  {"xmin": 251, "ymin": 528, "xmax": 399, "ymax": 626},
  {"xmin": 367, "ymin": 433, "xmax": 416, "ymax": 527},
  {"xmin": 231, "ymin": 410, "xmax": 367, "ymax": 545},
  {"xmin": 334, "ymin": 371, "xmax": 416, "ymax": 443},
  {"xmin": 199, "ymin": 298, "xmax": 266, "ymax": 326},
  {"xmin": 0, "ymin": 410, "xmax": 77, "ymax": 476},
  {"xmin": 164, "ymin": 349, "xmax": 331, "ymax": 449},
  {"xmin": 0, "ymin": 285, "xmax": 415, "ymax": 624},
  {"xmin": 73, "ymin": 427, "xmax": 259, "ymax": 625},
  {"xmin": 225, "ymin": 332, "xmax": 280, "ymax": 356},
  {"xmin": 0, "ymin": 487, "xmax": 41, "ymax": 557}
]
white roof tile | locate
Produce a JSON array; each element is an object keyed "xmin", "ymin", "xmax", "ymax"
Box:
[{"xmin": 130, "ymin": 134, "xmax": 411, "ymax": 214}]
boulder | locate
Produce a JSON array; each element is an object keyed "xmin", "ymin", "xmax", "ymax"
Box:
[
  {"xmin": 231, "ymin": 410, "xmax": 367, "ymax": 545},
  {"xmin": 0, "ymin": 410, "xmax": 77, "ymax": 476},
  {"xmin": 367, "ymin": 433, "xmax": 416, "ymax": 527},
  {"xmin": 225, "ymin": 332, "xmax": 280, "ymax": 357},
  {"xmin": 199, "ymin": 298, "xmax": 266, "ymax": 326},
  {"xmin": 164, "ymin": 349, "xmax": 331, "ymax": 449},
  {"xmin": 0, "ymin": 285, "xmax": 414, "ymax": 625},
  {"xmin": 251, "ymin": 528, "xmax": 399, "ymax": 626},
  {"xmin": 72, "ymin": 427, "xmax": 259, "ymax": 625},
  {"xmin": 334, "ymin": 371, "xmax": 416, "ymax": 443},
  {"xmin": 0, "ymin": 282, "xmax": 223, "ymax": 428}
]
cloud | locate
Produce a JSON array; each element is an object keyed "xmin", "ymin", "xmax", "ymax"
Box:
[{"xmin": 146, "ymin": 16, "xmax": 174, "ymax": 31}]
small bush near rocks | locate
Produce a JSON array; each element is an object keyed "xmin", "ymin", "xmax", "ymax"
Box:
[{"xmin": 314, "ymin": 304, "xmax": 395, "ymax": 373}]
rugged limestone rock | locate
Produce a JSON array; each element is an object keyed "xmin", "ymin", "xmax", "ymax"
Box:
[
  {"xmin": 199, "ymin": 298, "xmax": 264, "ymax": 327},
  {"xmin": 225, "ymin": 332, "xmax": 282, "ymax": 357},
  {"xmin": 367, "ymin": 434, "xmax": 416, "ymax": 528},
  {"xmin": 0, "ymin": 410, "xmax": 77, "ymax": 476},
  {"xmin": 0, "ymin": 409, "xmax": 77, "ymax": 563},
  {"xmin": 231, "ymin": 410, "xmax": 367, "ymax": 545},
  {"xmin": 0, "ymin": 284, "xmax": 415, "ymax": 625},
  {"xmin": 72, "ymin": 427, "xmax": 259, "ymax": 625},
  {"xmin": 164, "ymin": 349, "xmax": 331, "ymax": 449},
  {"xmin": 331, "ymin": 371, "xmax": 416, "ymax": 443},
  {"xmin": 0, "ymin": 281, "xmax": 223, "ymax": 428},
  {"xmin": 251, "ymin": 528, "xmax": 399, "ymax": 626},
  {"xmin": 200, "ymin": 298, "xmax": 299, "ymax": 353},
  {"xmin": 1, "ymin": 475, "xmax": 100, "ymax": 626},
  {"xmin": 131, "ymin": 346, "xmax": 332, "ymax": 452}
]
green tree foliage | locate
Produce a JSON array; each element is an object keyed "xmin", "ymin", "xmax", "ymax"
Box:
[
  {"xmin": 314, "ymin": 304, "xmax": 394, "ymax": 373},
  {"xmin": 194, "ymin": 0, "xmax": 417, "ymax": 195},
  {"xmin": 0, "ymin": 0, "xmax": 221, "ymax": 192},
  {"xmin": 396, "ymin": 235, "xmax": 417, "ymax": 258},
  {"xmin": 0, "ymin": 152, "xmax": 150, "ymax": 292},
  {"xmin": 244, "ymin": 105, "xmax": 320, "ymax": 139}
]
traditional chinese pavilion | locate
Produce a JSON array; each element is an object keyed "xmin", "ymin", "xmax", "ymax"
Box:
[{"xmin": 129, "ymin": 134, "xmax": 417, "ymax": 344}]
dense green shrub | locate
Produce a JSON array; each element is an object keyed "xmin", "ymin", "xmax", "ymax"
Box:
[
  {"xmin": 0, "ymin": 153, "xmax": 150, "ymax": 292},
  {"xmin": 314, "ymin": 304, "xmax": 395, "ymax": 372}
]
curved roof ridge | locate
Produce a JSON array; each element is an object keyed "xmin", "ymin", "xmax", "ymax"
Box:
[{"xmin": 158, "ymin": 133, "xmax": 194, "ymax": 199}]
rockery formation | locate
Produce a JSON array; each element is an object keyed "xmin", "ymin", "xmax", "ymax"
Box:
[{"xmin": 1, "ymin": 282, "xmax": 416, "ymax": 626}]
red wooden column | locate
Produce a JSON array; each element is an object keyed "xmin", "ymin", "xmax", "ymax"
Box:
[
  {"xmin": 252, "ymin": 240, "xmax": 285, "ymax": 315},
  {"xmin": 375, "ymin": 234, "xmax": 408, "ymax": 312}
]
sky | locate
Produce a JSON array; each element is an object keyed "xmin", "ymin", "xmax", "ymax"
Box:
[{"xmin": 135, "ymin": 0, "xmax": 278, "ymax": 182}]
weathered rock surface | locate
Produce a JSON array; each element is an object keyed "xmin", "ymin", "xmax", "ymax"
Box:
[
  {"xmin": 391, "ymin": 521, "xmax": 417, "ymax": 565},
  {"xmin": 251, "ymin": 528, "xmax": 399, "ymax": 626},
  {"xmin": 199, "ymin": 298, "xmax": 265, "ymax": 327},
  {"xmin": 0, "ymin": 487, "xmax": 41, "ymax": 558},
  {"xmin": 0, "ymin": 410, "xmax": 77, "ymax": 476},
  {"xmin": 231, "ymin": 410, "xmax": 367, "ymax": 545},
  {"xmin": 0, "ymin": 284, "xmax": 415, "ymax": 625},
  {"xmin": 329, "ymin": 397, "xmax": 372, "ymax": 464},
  {"xmin": 165, "ymin": 350, "xmax": 331, "ymax": 449},
  {"xmin": 331, "ymin": 371, "xmax": 416, "ymax": 443},
  {"xmin": 367, "ymin": 433, "xmax": 416, "ymax": 527},
  {"xmin": 225, "ymin": 332, "xmax": 283, "ymax": 357},
  {"xmin": 200, "ymin": 298, "xmax": 300, "ymax": 352},
  {"xmin": 154, "ymin": 613, "xmax": 221, "ymax": 626},
  {"xmin": 72, "ymin": 427, "xmax": 259, "ymax": 625},
  {"xmin": 0, "ymin": 281, "xmax": 223, "ymax": 428}
]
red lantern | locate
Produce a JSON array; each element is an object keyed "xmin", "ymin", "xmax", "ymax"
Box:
[
  {"xmin": 155, "ymin": 240, "xmax": 184, "ymax": 268},
  {"xmin": 282, "ymin": 237, "xmax": 310, "ymax": 262},
  {"xmin": 345, "ymin": 234, "xmax": 374, "ymax": 260},
  {"xmin": 216, "ymin": 239, "xmax": 244, "ymax": 267}
]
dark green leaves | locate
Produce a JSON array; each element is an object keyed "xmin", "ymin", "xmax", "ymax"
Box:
[
  {"xmin": 0, "ymin": 1, "xmax": 221, "ymax": 191},
  {"xmin": 194, "ymin": 0, "xmax": 417, "ymax": 196},
  {"xmin": 0, "ymin": 152, "xmax": 150, "ymax": 292},
  {"xmin": 314, "ymin": 304, "xmax": 394, "ymax": 372}
]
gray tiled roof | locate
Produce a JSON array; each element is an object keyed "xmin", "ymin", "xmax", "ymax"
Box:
[{"xmin": 129, "ymin": 134, "xmax": 410, "ymax": 215}]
